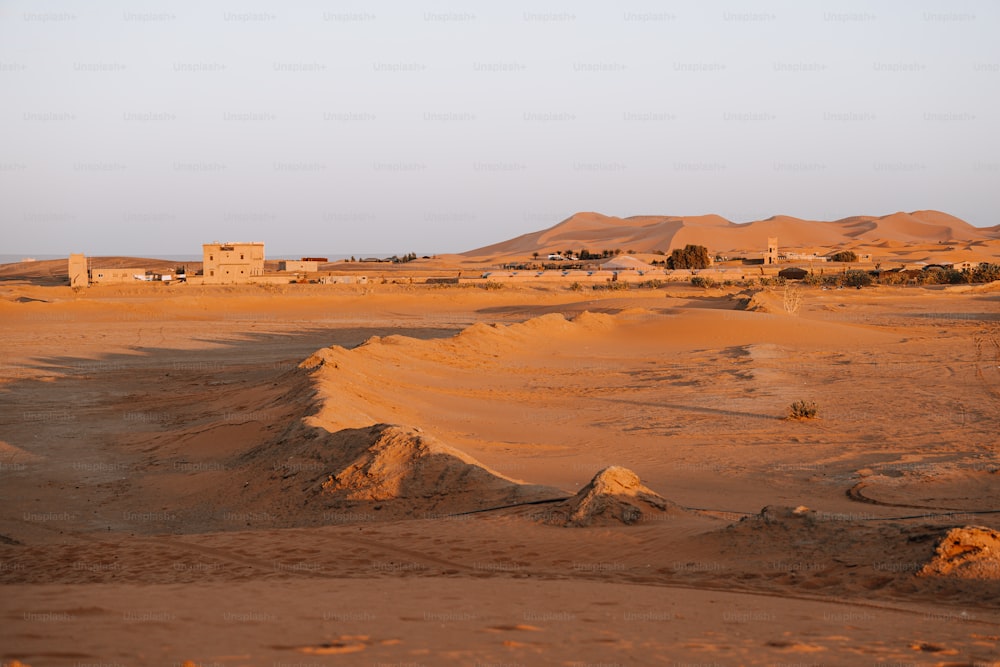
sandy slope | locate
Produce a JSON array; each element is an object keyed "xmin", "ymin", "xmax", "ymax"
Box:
[
  {"xmin": 462, "ymin": 209, "xmax": 1000, "ymax": 262},
  {"xmin": 1, "ymin": 280, "xmax": 999, "ymax": 665}
]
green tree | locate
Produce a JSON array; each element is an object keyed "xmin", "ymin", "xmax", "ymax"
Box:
[{"xmin": 667, "ymin": 244, "xmax": 711, "ymax": 270}]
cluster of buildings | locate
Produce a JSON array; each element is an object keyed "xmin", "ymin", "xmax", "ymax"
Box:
[
  {"xmin": 66, "ymin": 237, "xmax": 978, "ymax": 288},
  {"xmin": 68, "ymin": 243, "xmax": 365, "ymax": 287},
  {"xmin": 761, "ymin": 237, "xmax": 872, "ymax": 265},
  {"xmin": 68, "ymin": 254, "xmax": 181, "ymax": 288}
]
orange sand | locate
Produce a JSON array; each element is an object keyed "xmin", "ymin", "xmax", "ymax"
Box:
[{"xmin": 1, "ymin": 250, "xmax": 999, "ymax": 665}]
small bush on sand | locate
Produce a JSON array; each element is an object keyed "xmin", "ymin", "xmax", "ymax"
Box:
[
  {"xmin": 843, "ymin": 270, "xmax": 873, "ymax": 288},
  {"xmin": 782, "ymin": 284, "xmax": 802, "ymax": 315},
  {"xmin": 787, "ymin": 400, "xmax": 818, "ymax": 420},
  {"xmin": 593, "ymin": 280, "xmax": 630, "ymax": 291}
]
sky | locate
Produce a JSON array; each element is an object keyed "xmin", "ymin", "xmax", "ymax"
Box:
[{"xmin": 1, "ymin": 0, "xmax": 997, "ymax": 256}]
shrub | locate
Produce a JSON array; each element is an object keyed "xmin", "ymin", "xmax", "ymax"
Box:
[
  {"xmin": 782, "ymin": 284, "xmax": 802, "ymax": 315},
  {"xmin": 941, "ymin": 268, "xmax": 967, "ymax": 284},
  {"xmin": 878, "ymin": 271, "xmax": 905, "ymax": 286},
  {"xmin": 668, "ymin": 244, "xmax": 711, "ymax": 270},
  {"xmin": 787, "ymin": 400, "xmax": 818, "ymax": 420},
  {"xmin": 480, "ymin": 280, "xmax": 504, "ymax": 290},
  {"xmin": 801, "ymin": 273, "xmax": 823, "ymax": 286},
  {"xmin": 568, "ymin": 281, "xmax": 583, "ymax": 291},
  {"xmin": 828, "ymin": 250, "xmax": 858, "ymax": 263},
  {"xmin": 969, "ymin": 263, "xmax": 1000, "ymax": 283},
  {"xmin": 690, "ymin": 275, "xmax": 717, "ymax": 288},
  {"xmin": 842, "ymin": 270, "xmax": 873, "ymax": 288},
  {"xmin": 593, "ymin": 280, "xmax": 629, "ymax": 291}
]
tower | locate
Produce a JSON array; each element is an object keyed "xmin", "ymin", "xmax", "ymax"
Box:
[
  {"xmin": 765, "ymin": 237, "xmax": 778, "ymax": 265},
  {"xmin": 68, "ymin": 253, "xmax": 89, "ymax": 287}
]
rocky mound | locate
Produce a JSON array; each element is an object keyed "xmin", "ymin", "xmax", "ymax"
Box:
[
  {"xmin": 757, "ymin": 505, "xmax": 817, "ymax": 523},
  {"xmin": 551, "ymin": 466, "xmax": 684, "ymax": 527},
  {"xmin": 919, "ymin": 526, "xmax": 1000, "ymax": 580},
  {"xmin": 319, "ymin": 424, "xmax": 559, "ymax": 510},
  {"xmin": 225, "ymin": 422, "xmax": 566, "ymax": 524}
]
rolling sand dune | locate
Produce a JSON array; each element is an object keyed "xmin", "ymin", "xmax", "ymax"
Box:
[
  {"xmin": 1, "ymin": 275, "xmax": 999, "ymax": 665},
  {"xmin": 463, "ymin": 209, "xmax": 1000, "ymax": 262}
]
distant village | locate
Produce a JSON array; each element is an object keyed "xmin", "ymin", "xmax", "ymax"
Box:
[{"xmin": 66, "ymin": 237, "xmax": 987, "ymax": 288}]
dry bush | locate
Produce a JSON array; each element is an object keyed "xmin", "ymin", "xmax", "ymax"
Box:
[
  {"xmin": 782, "ymin": 284, "xmax": 802, "ymax": 315},
  {"xmin": 787, "ymin": 400, "xmax": 818, "ymax": 420}
]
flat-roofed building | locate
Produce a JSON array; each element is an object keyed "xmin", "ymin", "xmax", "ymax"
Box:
[
  {"xmin": 278, "ymin": 260, "xmax": 318, "ymax": 273},
  {"xmin": 91, "ymin": 268, "xmax": 146, "ymax": 284},
  {"xmin": 202, "ymin": 242, "xmax": 264, "ymax": 284}
]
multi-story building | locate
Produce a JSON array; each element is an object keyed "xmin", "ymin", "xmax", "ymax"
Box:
[{"xmin": 202, "ymin": 242, "xmax": 264, "ymax": 284}]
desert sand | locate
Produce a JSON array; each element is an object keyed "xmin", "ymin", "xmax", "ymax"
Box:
[{"xmin": 2, "ymin": 223, "xmax": 1000, "ymax": 665}]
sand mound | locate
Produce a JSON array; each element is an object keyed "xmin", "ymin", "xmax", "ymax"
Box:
[
  {"xmin": 721, "ymin": 505, "xmax": 825, "ymax": 540},
  {"xmin": 227, "ymin": 422, "xmax": 566, "ymax": 524},
  {"xmin": 739, "ymin": 289, "xmax": 792, "ymax": 314},
  {"xmin": 919, "ymin": 526, "xmax": 1000, "ymax": 579},
  {"xmin": 740, "ymin": 290, "xmax": 771, "ymax": 313},
  {"xmin": 756, "ymin": 505, "xmax": 817, "ymax": 523},
  {"xmin": 320, "ymin": 424, "xmax": 555, "ymax": 508},
  {"xmin": 552, "ymin": 466, "xmax": 684, "ymax": 527}
]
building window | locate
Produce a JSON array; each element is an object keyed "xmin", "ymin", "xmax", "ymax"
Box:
[
  {"xmin": 240, "ymin": 254, "xmax": 244, "ymax": 260},
  {"xmin": 210, "ymin": 270, "xmax": 214, "ymax": 276},
  {"xmin": 209, "ymin": 255, "xmax": 214, "ymax": 261}
]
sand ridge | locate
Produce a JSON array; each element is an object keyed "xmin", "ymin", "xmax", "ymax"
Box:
[{"xmin": 463, "ymin": 209, "xmax": 1000, "ymax": 263}]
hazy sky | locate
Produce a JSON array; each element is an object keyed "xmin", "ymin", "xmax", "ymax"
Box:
[{"xmin": 1, "ymin": 1, "xmax": 997, "ymax": 256}]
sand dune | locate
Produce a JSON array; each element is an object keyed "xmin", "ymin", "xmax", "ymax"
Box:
[
  {"xmin": 1, "ymin": 279, "xmax": 999, "ymax": 665},
  {"xmin": 463, "ymin": 209, "xmax": 999, "ymax": 261}
]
